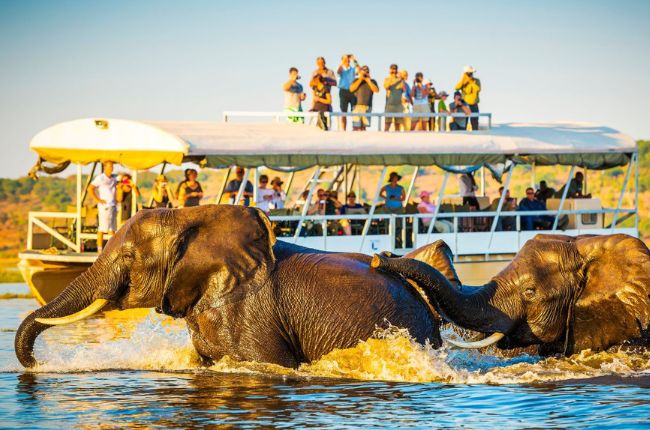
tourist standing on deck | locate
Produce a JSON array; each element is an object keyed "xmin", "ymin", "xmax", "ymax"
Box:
[
  {"xmin": 225, "ymin": 166, "xmax": 254, "ymax": 206},
  {"xmin": 311, "ymin": 56, "xmax": 337, "ymax": 87},
  {"xmin": 337, "ymin": 54, "xmax": 358, "ymax": 131},
  {"xmin": 310, "ymin": 73, "xmax": 333, "ymax": 130},
  {"xmin": 282, "ymin": 67, "xmax": 306, "ymax": 123},
  {"xmin": 116, "ymin": 173, "xmax": 140, "ymax": 226},
  {"xmin": 437, "ymin": 91, "xmax": 450, "ymax": 131},
  {"xmin": 455, "ymin": 65, "xmax": 481, "ymax": 131},
  {"xmin": 449, "ymin": 91, "xmax": 472, "ymax": 131},
  {"xmin": 151, "ymin": 174, "xmax": 175, "ymax": 208},
  {"xmin": 89, "ymin": 160, "xmax": 117, "ymax": 253},
  {"xmin": 535, "ymin": 180, "xmax": 555, "ymax": 203},
  {"xmin": 384, "ymin": 64, "xmax": 406, "ymax": 132},
  {"xmin": 380, "ymin": 171, "xmax": 406, "ymax": 214},
  {"xmin": 400, "ymin": 70, "xmax": 413, "ymax": 131},
  {"xmin": 178, "ymin": 168, "xmax": 203, "ymax": 207},
  {"xmin": 411, "ymin": 72, "xmax": 431, "ymax": 131},
  {"xmin": 350, "ymin": 65, "xmax": 379, "ymax": 131},
  {"xmin": 459, "ymin": 172, "xmax": 479, "ymax": 208},
  {"xmin": 256, "ymin": 174, "xmax": 275, "ymax": 214},
  {"xmin": 270, "ymin": 177, "xmax": 286, "ymax": 210}
]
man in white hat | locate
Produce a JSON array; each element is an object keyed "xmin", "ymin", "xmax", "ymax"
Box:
[{"xmin": 455, "ymin": 65, "xmax": 481, "ymax": 131}]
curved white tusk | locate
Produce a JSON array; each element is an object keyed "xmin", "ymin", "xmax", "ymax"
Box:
[
  {"xmin": 446, "ymin": 332, "xmax": 505, "ymax": 349},
  {"xmin": 35, "ymin": 299, "xmax": 108, "ymax": 326}
]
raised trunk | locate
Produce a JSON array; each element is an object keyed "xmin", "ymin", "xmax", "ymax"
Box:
[
  {"xmin": 371, "ymin": 255, "xmax": 514, "ymax": 333},
  {"xmin": 15, "ymin": 262, "xmax": 108, "ymax": 368}
]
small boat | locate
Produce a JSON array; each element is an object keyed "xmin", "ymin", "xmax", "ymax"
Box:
[{"xmin": 20, "ymin": 113, "xmax": 639, "ymax": 304}]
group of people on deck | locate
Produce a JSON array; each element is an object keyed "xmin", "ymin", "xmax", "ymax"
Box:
[{"xmin": 283, "ymin": 55, "xmax": 481, "ymax": 132}]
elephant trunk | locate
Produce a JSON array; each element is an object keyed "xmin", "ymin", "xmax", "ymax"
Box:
[
  {"xmin": 15, "ymin": 262, "xmax": 112, "ymax": 368},
  {"xmin": 371, "ymin": 255, "xmax": 514, "ymax": 334}
]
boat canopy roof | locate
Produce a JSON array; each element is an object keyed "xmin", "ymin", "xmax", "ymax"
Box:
[{"xmin": 30, "ymin": 118, "xmax": 637, "ymax": 171}]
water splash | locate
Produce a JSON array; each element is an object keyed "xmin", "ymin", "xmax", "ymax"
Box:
[{"xmin": 12, "ymin": 315, "xmax": 650, "ymax": 384}]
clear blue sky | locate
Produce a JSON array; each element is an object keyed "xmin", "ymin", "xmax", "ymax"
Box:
[{"xmin": 1, "ymin": 0, "xmax": 649, "ymax": 178}]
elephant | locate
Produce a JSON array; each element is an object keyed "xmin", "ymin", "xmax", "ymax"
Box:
[
  {"xmin": 371, "ymin": 233, "xmax": 650, "ymax": 356},
  {"xmin": 15, "ymin": 205, "xmax": 443, "ymax": 369}
]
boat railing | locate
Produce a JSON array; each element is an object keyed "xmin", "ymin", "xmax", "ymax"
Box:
[
  {"xmin": 222, "ymin": 111, "xmax": 492, "ymax": 131},
  {"xmin": 24, "ymin": 205, "xmax": 636, "ymax": 257}
]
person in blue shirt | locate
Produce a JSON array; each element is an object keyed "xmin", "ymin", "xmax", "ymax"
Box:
[
  {"xmin": 518, "ymin": 187, "xmax": 553, "ymax": 230},
  {"xmin": 224, "ymin": 167, "xmax": 254, "ymax": 206},
  {"xmin": 380, "ymin": 171, "xmax": 406, "ymax": 214},
  {"xmin": 337, "ymin": 54, "xmax": 358, "ymax": 131}
]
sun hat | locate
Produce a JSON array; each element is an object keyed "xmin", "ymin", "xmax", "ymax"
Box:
[
  {"xmin": 463, "ymin": 65, "xmax": 476, "ymax": 74},
  {"xmin": 419, "ymin": 191, "xmax": 431, "ymax": 199},
  {"xmin": 438, "ymin": 91, "xmax": 449, "ymax": 97},
  {"xmin": 270, "ymin": 177, "xmax": 284, "ymax": 186},
  {"xmin": 388, "ymin": 171, "xmax": 402, "ymax": 181}
]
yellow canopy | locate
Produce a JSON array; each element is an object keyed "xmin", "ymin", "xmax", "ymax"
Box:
[{"xmin": 30, "ymin": 118, "xmax": 189, "ymax": 170}]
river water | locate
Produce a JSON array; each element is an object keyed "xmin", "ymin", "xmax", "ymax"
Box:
[{"xmin": 0, "ymin": 283, "xmax": 649, "ymax": 428}]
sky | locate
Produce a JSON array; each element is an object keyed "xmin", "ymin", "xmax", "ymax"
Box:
[{"xmin": 0, "ymin": 0, "xmax": 649, "ymax": 178}]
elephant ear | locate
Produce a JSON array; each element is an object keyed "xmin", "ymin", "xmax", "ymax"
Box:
[
  {"xmin": 159, "ymin": 206, "xmax": 277, "ymax": 317},
  {"xmin": 570, "ymin": 234, "xmax": 650, "ymax": 352},
  {"xmin": 404, "ymin": 240, "xmax": 461, "ymax": 288}
]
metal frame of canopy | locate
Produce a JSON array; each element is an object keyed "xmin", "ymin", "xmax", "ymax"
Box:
[{"xmin": 24, "ymin": 117, "xmax": 640, "ymax": 258}]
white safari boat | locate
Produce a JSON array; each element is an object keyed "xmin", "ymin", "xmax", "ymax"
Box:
[{"xmin": 19, "ymin": 112, "xmax": 639, "ymax": 304}]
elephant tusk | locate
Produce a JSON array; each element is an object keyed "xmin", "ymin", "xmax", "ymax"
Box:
[
  {"xmin": 35, "ymin": 299, "xmax": 108, "ymax": 326},
  {"xmin": 446, "ymin": 332, "xmax": 505, "ymax": 349}
]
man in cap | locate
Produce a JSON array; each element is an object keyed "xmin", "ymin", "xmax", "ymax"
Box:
[
  {"xmin": 455, "ymin": 65, "xmax": 481, "ymax": 131},
  {"xmin": 350, "ymin": 65, "xmax": 379, "ymax": 131},
  {"xmin": 384, "ymin": 64, "xmax": 407, "ymax": 131},
  {"xmin": 436, "ymin": 91, "xmax": 450, "ymax": 131}
]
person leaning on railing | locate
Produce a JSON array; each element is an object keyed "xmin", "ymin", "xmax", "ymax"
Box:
[
  {"xmin": 380, "ymin": 171, "xmax": 406, "ymax": 214},
  {"xmin": 349, "ymin": 65, "xmax": 379, "ymax": 131},
  {"xmin": 455, "ymin": 65, "xmax": 481, "ymax": 131},
  {"xmin": 310, "ymin": 73, "xmax": 333, "ymax": 130}
]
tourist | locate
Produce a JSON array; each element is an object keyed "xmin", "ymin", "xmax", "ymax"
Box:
[
  {"xmin": 437, "ymin": 91, "xmax": 450, "ymax": 131},
  {"xmin": 308, "ymin": 188, "xmax": 328, "ymax": 216},
  {"xmin": 518, "ymin": 187, "xmax": 555, "ymax": 230},
  {"xmin": 293, "ymin": 190, "xmax": 311, "ymax": 212},
  {"xmin": 178, "ymin": 168, "xmax": 204, "ymax": 207},
  {"xmin": 449, "ymin": 91, "xmax": 471, "ymax": 131},
  {"xmin": 459, "ymin": 172, "xmax": 479, "ymax": 209},
  {"xmin": 116, "ymin": 173, "xmax": 140, "ymax": 225},
  {"xmin": 410, "ymin": 72, "xmax": 431, "ymax": 131},
  {"xmin": 417, "ymin": 191, "xmax": 453, "ymax": 233},
  {"xmin": 490, "ymin": 187, "xmax": 516, "ymax": 231},
  {"xmin": 151, "ymin": 174, "xmax": 175, "ymax": 208},
  {"xmin": 455, "ymin": 65, "xmax": 481, "ymax": 130},
  {"xmin": 555, "ymin": 171, "xmax": 591, "ymax": 198},
  {"xmin": 282, "ymin": 67, "xmax": 306, "ymax": 123},
  {"xmin": 89, "ymin": 160, "xmax": 117, "ymax": 253},
  {"xmin": 427, "ymin": 83, "xmax": 438, "ymax": 130},
  {"xmin": 350, "ymin": 65, "xmax": 379, "ymax": 131},
  {"xmin": 384, "ymin": 64, "xmax": 406, "ymax": 132},
  {"xmin": 224, "ymin": 166, "xmax": 253, "ymax": 206},
  {"xmin": 535, "ymin": 180, "xmax": 556, "ymax": 203},
  {"xmin": 310, "ymin": 73, "xmax": 333, "ymax": 130},
  {"xmin": 380, "ymin": 171, "xmax": 405, "ymax": 213},
  {"xmin": 341, "ymin": 191, "xmax": 365, "ymax": 214},
  {"xmin": 270, "ymin": 176, "xmax": 286, "ymax": 210},
  {"xmin": 311, "ymin": 56, "xmax": 336, "ymax": 87},
  {"xmin": 255, "ymin": 174, "xmax": 275, "ymax": 214},
  {"xmin": 400, "ymin": 70, "xmax": 412, "ymax": 131},
  {"xmin": 337, "ymin": 54, "xmax": 358, "ymax": 130}
]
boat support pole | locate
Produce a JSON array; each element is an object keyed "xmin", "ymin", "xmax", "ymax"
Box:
[
  {"xmin": 404, "ymin": 166, "xmax": 419, "ymax": 206},
  {"xmin": 234, "ymin": 168, "xmax": 250, "ymax": 205},
  {"xmin": 131, "ymin": 170, "xmax": 138, "ymax": 218},
  {"xmin": 485, "ymin": 166, "xmax": 514, "ymax": 258},
  {"xmin": 635, "ymin": 151, "xmax": 639, "ymax": 232},
  {"xmin": 80, "ymin": 161, "xmax": 98, "ymax": 206},
  {"xmin": 611, "ymin": 153, "xmax": 634, "ymax": 230},
  {"xmin": 425, "ymin": 171, "xmax": 450, "ymax": 244},
  {"xmin": 216, "ymin": 167, "xmax": 232, "ymax": 204},
  {"xmin": 359, "ymin": 167, "xmax": 388, "ymax": 252},
  {"xmin": 294, "ymin": 167, "xmax": 321, "ymax": 242},
  {"xmin": 76, "ymin": 164, "xmax": 82, "ymax": 252},
  {"xmin": 552, "ymin": 165, "xmax": 575, "ymax": 231},
  {"xmin": 253, "ymin": 167, "xmax": 260, "ymax": 204},
  {"xmin": 283, "ymin": 171, "xmax": 295, "ymax": 207}
]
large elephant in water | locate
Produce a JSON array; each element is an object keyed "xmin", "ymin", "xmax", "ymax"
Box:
[
  {"xmin": 16, "ymin": 205, "xmax": 443, "ymax": 369},
  {"xmin": 372, "ymin": 234, "xmax": 650, "ymax": 355}
]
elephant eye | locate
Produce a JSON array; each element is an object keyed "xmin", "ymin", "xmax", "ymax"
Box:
[{"xmin": 523, "ymin": 288, "xmax": 536, "ymax": 300}]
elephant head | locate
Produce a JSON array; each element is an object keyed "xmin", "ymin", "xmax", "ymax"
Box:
[
  {"xmin": 372, "ymin": 234, "xmax": 650, "ymax": 355},
  {"xmin": 15, "ymin": 205, "xmax": 277, "ymax": 368}
]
